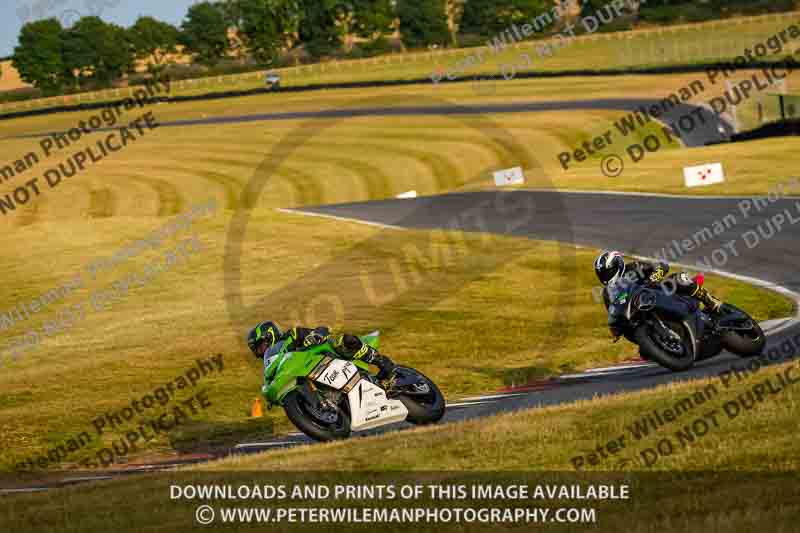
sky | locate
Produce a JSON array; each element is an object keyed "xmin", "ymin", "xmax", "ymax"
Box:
[{"xmin": 1, "ymin": 0, "xmax": 201, "ymax": 57}]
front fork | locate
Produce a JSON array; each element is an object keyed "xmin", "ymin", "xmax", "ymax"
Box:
[
  {"xmin": 653, "ymin": 316, "xmax": 682, "ymax": 343},
  {"xmin": 296, "ymin": 380, "xmax": 322, "ymax": 409}
]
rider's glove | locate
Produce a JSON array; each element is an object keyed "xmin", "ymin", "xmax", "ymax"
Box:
[
  {"xmin": 303, "ymin": 330, "xmax": 328, "ymax": 347},
  {"xmin": 649, "ymin": 268, "xmax": 666, "ymax": 283},
  {"xmin": 648, "ymin": 262, "xmax": 670, "ymax": 284}
]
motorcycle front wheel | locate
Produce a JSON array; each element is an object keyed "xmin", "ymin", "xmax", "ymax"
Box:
[
  {"xmin": 283, "ymin": 390, "xmax": 351, "ymax": 442},
  {"xmin": 635, "ymin": 320, "xmax": 696, "ymax": 372},
  {"xmin": 719, "ymin": 306, "xmax": 766, "ymax": 357}
]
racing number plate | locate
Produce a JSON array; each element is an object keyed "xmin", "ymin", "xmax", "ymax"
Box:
[{"xmin": 315, "ymin": 359, "xmax": 358, "ymax": 390}]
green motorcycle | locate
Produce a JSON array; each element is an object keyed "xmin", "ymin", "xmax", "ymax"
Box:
[{"xmin": 261, "ymin": 331, "xmax": 446, "ymax": 441}]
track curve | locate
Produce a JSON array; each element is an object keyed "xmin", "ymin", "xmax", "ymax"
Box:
[
  {"xmin": 288, "ymin": 189, "xmax": 800, "ymax": 418},
  {"xmin": 155, "ymin": 189, "xmax": 800, "ymax": 461},
  {"xmin": 11, "ymin": 99, "xmax": 733, "ymax": 148}
]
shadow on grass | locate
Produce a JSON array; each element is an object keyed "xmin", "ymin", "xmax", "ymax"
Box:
[
  {"xmin": 169, "ymin": 417, "xmax": 277, "ymax": 455},
  {"xmin": 472, "ymin": 360, "xmax": 579, "ymax": 388}
]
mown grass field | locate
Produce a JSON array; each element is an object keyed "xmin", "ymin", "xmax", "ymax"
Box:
[
  {"xmin": 4, "ymin": 66, "xmax": 800, "ymax": 197},
  {"xmin": 2, "ymin": 358, "xmax": 798, "ymax": 532},
  {"xmin": 0, "ymin": 99, "xmax": 795, "ymax": 471}
]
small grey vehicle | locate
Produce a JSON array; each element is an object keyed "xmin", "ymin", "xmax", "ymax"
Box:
[{"xmin": 265, "ymin": 72, "xmax": 281, "ymax": 89}]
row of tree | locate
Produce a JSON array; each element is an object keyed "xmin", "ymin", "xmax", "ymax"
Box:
[
  {"xmin": 12, "ymin": 0, "xmax": 565, "ymax": 94},
  {"xmin": 580, "ymin": 0, "xmax": 795, "ymax": 16},
  {"xmin": 14, "ymin": 14, "xmax": 180, "ymax": 94}
]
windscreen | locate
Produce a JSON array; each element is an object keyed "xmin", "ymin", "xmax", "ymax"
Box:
[{"xmin": 264, "ymin": 340, "xmax": 286, "ymax": 369}]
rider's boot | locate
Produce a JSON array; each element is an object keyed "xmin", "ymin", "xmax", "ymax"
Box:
[
  {"xmin": 332, "ymin": 334, "xmax": 397, "ymax": 385},
  {"xmin": 359, "ymin": 345, "xmax": 397, "ymax": 387},
  {"xmin": 695, "ymin": 287, "xmax": 723, "ymax": 314}
]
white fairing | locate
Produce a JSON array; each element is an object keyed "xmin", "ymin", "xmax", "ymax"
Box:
[
  {"xmin": 311, "ymin": 349, "xmax": 409, "ymax": 432},
  {"xmin": 315, "ymin": 359, "xmax": 358, "ymax": 390},
  {"xmin": 347, "ymin": 380, "xmax": 408, "ymax": 431}
]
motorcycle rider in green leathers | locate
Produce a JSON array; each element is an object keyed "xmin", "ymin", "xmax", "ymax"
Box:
[{"xmin": 247, "ymin": 322, "xmax": 397, "ymax": 385}]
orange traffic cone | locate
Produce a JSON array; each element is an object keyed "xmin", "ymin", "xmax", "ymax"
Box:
[{"xmin": 251, "ymin": 397, "xmax": 263, "ymax": 418}]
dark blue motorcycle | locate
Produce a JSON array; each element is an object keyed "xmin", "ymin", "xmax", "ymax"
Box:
[{"xmin": 605, "ymin": 277, "xmax": 766, "ymax": 371}]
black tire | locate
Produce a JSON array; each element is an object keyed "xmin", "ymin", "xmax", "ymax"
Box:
[
  {"xmin": 722, "ymin": 319, "xmax": 766, "ymax": 357},
  {"xmin": 394, "ymin": 368, "xmax": 446, "ymax": 425},
  {"xmin": 283, "ymin": 390, "xmax": 351, "ymax": 442},
  {"xmin": 634, "ymin": 321, "xmax": 695, "ymax": 372}
]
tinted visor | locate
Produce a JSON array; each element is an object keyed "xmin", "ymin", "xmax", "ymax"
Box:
[
  {"xmin": 597, "ymin": 267, "xmax": 618, "ymax": 285},
  {"xmin": 264, "ymin": 340, "xmax": 285, "ymax": 360},
  {"xmin": 251, "ymin": 335, "xmax": 274, "ymax": 357}
]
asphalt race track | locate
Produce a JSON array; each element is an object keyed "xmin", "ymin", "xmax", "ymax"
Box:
[
  {"xmin": 12, "ymin": 98, "xmax": 733, "ymax": 147},
  {"xmin": 236, "ymin": 188, "xmax": 800, "ymax": 452},
  {"xmin": 148, "ymin": 99, "xmax": 732, "ymax": 147},
  {"xmin": 295, "ymin": 190, "xmax": 800, "ymax": 375}
]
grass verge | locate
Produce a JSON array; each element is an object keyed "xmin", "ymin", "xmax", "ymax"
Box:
[
  {"xmin": 0, "ymin": 204, "xmax": 791, "ymax": 470},
  {"xmin": 0, "ymin": 93, "xmax": 795, "ymax": 470},
  {"xmin": 1, "ymin": 357, "xmax": 798, "ymax": 532}
]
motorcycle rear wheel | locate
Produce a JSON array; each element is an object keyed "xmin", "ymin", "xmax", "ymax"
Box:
[
  {"xmin": 392, "ymin": 367, "xmax": 446, "ymax": 425},
  {"xmin": 720, "ymin": 308, "xmax": 766, "ymax": 357}
]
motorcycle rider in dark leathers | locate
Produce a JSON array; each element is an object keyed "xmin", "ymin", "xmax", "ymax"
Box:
[{"xmin": 594, "ymin": 250, "xmax": 723, "ymax": 338}]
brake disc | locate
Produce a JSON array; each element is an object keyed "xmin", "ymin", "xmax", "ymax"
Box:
[
  {"xmin": 307, "ymin": 401, "xmax": 338, "ymax": 424},
  {"xmin": 412, "ymin": 382, "xmax": 431, "ymax": 394}
]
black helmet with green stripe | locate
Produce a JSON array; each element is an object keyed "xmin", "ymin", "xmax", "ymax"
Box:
[{"xmin": 247, "ymin": 321, "xmax": 281, "ymax": 358}]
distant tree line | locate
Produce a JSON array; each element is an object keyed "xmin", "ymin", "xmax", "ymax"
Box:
[
  {"xmin": 13, "ymin": 15, "xmax": 180, "ymax": 94},
  {"xmin": 10, "ymin": 0, "xmax": 796, "ymax": 94},
  {"xmin": 582, "ymin": 0, "xmax": 797, "ymax": 24},
  {"xmin": 11, "ymin": 0, "xmax": 555, "ymax": 93}
]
